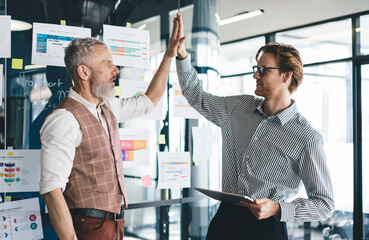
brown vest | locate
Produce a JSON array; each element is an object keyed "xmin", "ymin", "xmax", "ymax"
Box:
[{"xmin": 54, "ymin": 97, "xmax": 127, "ymax": 214}]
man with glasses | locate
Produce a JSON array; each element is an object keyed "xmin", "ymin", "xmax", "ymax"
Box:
[{"xmin": 175, "ymin": 14, "xmax": 334, "ymax": 239}]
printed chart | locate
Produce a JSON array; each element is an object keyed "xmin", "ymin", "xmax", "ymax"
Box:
[
  {"xmin": 119, "ymin": 128, "xmax": 149, "ymax": 168},
  {"xmin": 172, "ymin": 82, "xmax": 200, "ymax": 119},
  {"xmin": 157, "ymin": 152, "xmax": 191, "ymax": 189},
  {"xmin": 0, "ymin": 198, "xmax": 43, "ymax": 240},
  {"xmin": 32, "ymin": 23, "xmax": 91, "ymax": 66},
  {"xmin": 0, "ymin": 150, "xmax": 41, "ymax": 192},
  {"xmin": 104, "ymin": 24, "xmax": 150, "ymax": 68}
]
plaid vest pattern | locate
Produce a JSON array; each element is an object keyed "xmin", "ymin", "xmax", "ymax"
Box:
[{"xmin": 55, "ymin": 97, "xmax": 127, "ymax": 214}]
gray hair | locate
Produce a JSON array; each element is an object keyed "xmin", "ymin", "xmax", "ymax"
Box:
[{"xmin": 64, "ymin": 37, "xmax": 106, "ymax": 81}]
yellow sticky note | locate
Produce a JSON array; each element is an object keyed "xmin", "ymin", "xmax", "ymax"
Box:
[
  {"xmin": 5, "ymin": 196, "xmax": 12, "ymax": 202},
  {"xmin": 60, "ymin": 20, "xmax": 66, "ymax": 25},
  {"xmin": 115, "ymin": 86, "xmax": 123, "ymax": 96},
  {"xmin": 7, "ymin": 152, "xmax": 13, "ymax": 156},
  {"xmin": 12, "ymin": 59, "xmax": 23, "ymax": 70},
  {"xmin": 126, "ymin": 22, "xmax": 131, "ymax": 27},
  {"xmin": 158, "ymin": 134, "xmax": 166, "ymax": 144}
]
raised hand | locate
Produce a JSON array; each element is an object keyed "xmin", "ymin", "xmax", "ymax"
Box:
[{"xmin": 165, "ymin": 13, "xmax": 186, "ymax": 59}]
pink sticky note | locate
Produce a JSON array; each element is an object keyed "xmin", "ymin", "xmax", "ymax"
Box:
[{"xmin": 141, "ymin": 175, "xmax": 152, "ymax": 187}]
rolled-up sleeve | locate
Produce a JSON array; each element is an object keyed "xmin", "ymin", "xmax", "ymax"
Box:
[
  {"xmin": 109, "ymin": 94, "xmax": 155, "ymax": 122},
  {"xmin": 40, "ymin": 109, "xmax": 80, "ymax": 195}
]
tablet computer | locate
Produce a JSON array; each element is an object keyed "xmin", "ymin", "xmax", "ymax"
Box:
[{"xmin": 193, "ymin": 187, "xmax": 254, "ymax": 204}]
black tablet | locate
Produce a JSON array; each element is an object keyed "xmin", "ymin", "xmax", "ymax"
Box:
[{"xmin": 193, "ymin": 187, "xmax": 254, "ymax": 204}]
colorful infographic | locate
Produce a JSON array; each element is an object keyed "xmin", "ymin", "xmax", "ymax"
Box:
[
  {"xmin": 119, "ymin": 79, "xmax": 164, "ymax": 120},
  {"xmin": 0, "ymin": 198, "xmax": 43, "ymax": 240},
  {"xmin": 157, "ymin": 152, "xmax": 191, "ymax": 189},
  {"xmin": 119, "ymin": 128, "xmax": 150, "ymax": 168},
  {"xmin": 103, "ymin": 24, "xmax": 150, "ymax": 68},
  {"xmin": 32, "ymin": 23, "xmax": 91, "ymax": 66},
  {"xmin": 172, "ymin": 82, "xmax": 200, "ymax": 119},
  {"xmin": 0, "ymin": 150, "xmax": 41, "ymax": 192}
]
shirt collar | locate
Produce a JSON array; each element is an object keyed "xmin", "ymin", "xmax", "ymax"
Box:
[
  {"xmin": 254, "ymin": 98, "xmax": 298, "ymax": 126},
  {"xmin": 68, "ymin": 87, "xmax": 105, "ymax": 109}
]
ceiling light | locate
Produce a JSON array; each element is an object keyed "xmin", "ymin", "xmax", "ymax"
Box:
[
  {"xmin": 219, "ymin": 9, "xmax": 264, "ymax": 26},
  {"xmin": 11, "ymin": 19, "xmax": 32, "ymax": 31},
  {"xmin": 137, "ymin": 24, "xmax": 147, "ymax": 30}
]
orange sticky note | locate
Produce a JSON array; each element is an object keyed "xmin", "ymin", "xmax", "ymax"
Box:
[
  {"xmin": 141, "ymin": 175, "xmax": 152, "ymax": 187},
  {"xmin": 12, "ymin": 58, "xmax": 23, "ymax": 69}
]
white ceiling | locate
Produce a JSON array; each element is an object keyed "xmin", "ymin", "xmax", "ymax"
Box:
[{"xmin": 218, "ymin": 0, "xmax": 369, "ymax": 43}]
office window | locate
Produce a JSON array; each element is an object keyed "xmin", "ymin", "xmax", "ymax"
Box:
[
  {"xmin": 213, "ymin": 74, "xmax": 255, "ymax": 96},
  {"xmin": 360, "ymin": 15, "xmax": 369, "ymax": 55},
  {"xmin": 362, "ymin": 63, "xmax": 369, "ymax": 239},
  {"xmin": 219, "ymin": 37, "xmax": 265, "ymax": 76},
  {"xmin": 289, "ymin": 61, "xmax": 353, "ymax": 239},
  {"xmin": 276, "ymin": 19, "xmax": 352, "ymax": 64}
]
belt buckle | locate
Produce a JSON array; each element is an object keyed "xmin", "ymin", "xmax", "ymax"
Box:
[{"xmin": 114, "ymin": 213, "xmax": 119, "ymax": 221}]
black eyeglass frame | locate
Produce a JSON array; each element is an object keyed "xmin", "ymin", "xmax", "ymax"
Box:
[{"xmin": 252, "ymin": 65, "xmax": 280, "ymax": 76}]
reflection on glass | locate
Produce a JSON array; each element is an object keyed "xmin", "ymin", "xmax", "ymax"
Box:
[
  {"xmin": 288, "ymin": 62, "xmax": 353, "ymax": 239},
  {"xmin": 219, "ymin": 36, "xmax": 265, "ymax": 76},
  {"xmin": 214, "ymin": 74, "xmax": 255, "ymax": 96},
  {"xmin": 360, "ymin": 15, "xmax": 369, "ymax": 55},
  {"xmin": 361, "ymin": 64, "xmax": 369, "ymax": 239},
  {"xmin": 276, "ymin": 19, "xmax": 352, "ymax": 64}
]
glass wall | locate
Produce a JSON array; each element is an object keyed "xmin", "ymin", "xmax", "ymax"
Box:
[
  {"xmin": 362, "ymin": 63, "xmax": 369, "ymax": 239},
  {"xmin": 218, "ymin": 13, "xmax": 369, "ymax": 239}
]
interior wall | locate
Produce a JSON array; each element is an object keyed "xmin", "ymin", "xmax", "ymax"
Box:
[{"xmin": 218, "ymin": 0, "xmax": 369, "ymax": 43}]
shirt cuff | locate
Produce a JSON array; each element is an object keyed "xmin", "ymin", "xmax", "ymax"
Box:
[
  {"xmin": 40, "ymin": 180, "xmax": 66, "ymax": 195},
  {"xmin": 176, "ymin": 56, "xmax": 192, "ymax": 72},
  {"xmin": 279, "ymin": 201, "xmax": 295, "ymax": 222}
]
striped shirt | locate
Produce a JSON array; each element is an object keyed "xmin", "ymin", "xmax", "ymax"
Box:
[{"xmin": 176, "ymin": 57, "xmax": 334, "ymax": 222}]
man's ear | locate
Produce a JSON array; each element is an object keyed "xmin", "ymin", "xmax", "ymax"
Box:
[
  {"xmin": 283, "ymin": 71, "xmax": 293, "ymax": 83},
  {"xmin": 77, "ymin": 65, "xmax": 90, "ymax": 81}
]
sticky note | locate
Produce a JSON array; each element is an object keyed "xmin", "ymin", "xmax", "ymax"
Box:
[
  {"xmin": 158, "ymin": 134, "xmax": 166, "ymax": 144},
  {"xmin": 126, "ymin": 22, "xmax": 131, "ymax": 27},
  {"xmin": 115, "ymin": 86, "xmax": 123, "ymax": 96},
  {"xmin": 141, "ymin": 175, "xmax": 152, "ymax": 187},
  {"xmin": 5, "ymin": 196, "xmax": 11, "ymax": 202},
  {"xmin": 7, "ymin": 152, "xmax": 13, "ymax": 156},
  {"xmin": 60, "ymin": 20, "xmax": 66, "ymax": 25},
  {"xmin": 12, "ymin": 58, "xmax": 23, "ymax": 69}
]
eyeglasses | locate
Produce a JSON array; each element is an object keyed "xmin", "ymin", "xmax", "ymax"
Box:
[{"xmin": 252, "ymin": 65, "xmax": 280, "ymax": 76}]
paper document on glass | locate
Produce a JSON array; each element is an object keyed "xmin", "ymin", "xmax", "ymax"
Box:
[
  {"xmin": 0, "ymin": 16, "xmax": 11, "ymax": 58},
  {"xmin": 0, "ymin": 150, "xmax": 41, "ymax": 192},
  {"xmin": 32, "ymin": 23, "xmax": 91, "ymax": 66},
  {"xmin": 0, "ymin": 197, "xmax": 44, "ymax": 240},
  {"xmin": 193, "ymin": 187, "xmax": 254, "ymax": 204},
  {"xmin": 103, "ymin": 24, "xmax": 150, "ymax": 68},
  {"xmin": 119, "ymin": 79, "xmax": 163, "ymax": 120},
  {"xmin": 157, "ymin": 152, "xmax": 191, "ymax": 189},
  {"xmin": 172, "ymin": 82, "xmax": 200, "ymax": 119}
]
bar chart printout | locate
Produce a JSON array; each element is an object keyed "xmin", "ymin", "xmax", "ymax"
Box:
[
  {"xmin": 157, "ymin": 152, "xmax": 191, "ymax": 189},
  {"xmin": 103, "ymin": 24, "xmax": 150, "ymax": 68}
]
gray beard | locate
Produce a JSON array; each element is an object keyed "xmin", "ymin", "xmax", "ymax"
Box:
[{"xmin": 91, "ymin": 80, "xmax": 115, "ymax": 99}]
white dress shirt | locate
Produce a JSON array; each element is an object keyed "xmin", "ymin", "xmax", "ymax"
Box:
[{"xmin": 40, "ymin": 88, "xmax": 154, "ymax": 195}]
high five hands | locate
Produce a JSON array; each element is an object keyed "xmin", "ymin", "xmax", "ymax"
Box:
[{"xmin": 165, "ymin": 13, "xmax": 187, "ymax": 60}]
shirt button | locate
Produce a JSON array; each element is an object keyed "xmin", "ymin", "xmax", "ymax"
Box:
[
  {"xmin": 254, "ymin": 137, "xmax": 258, "ymax": 140},
  {"xmin": 264, "ymin": 119, "xmax": 267, "ymax": 123}
]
